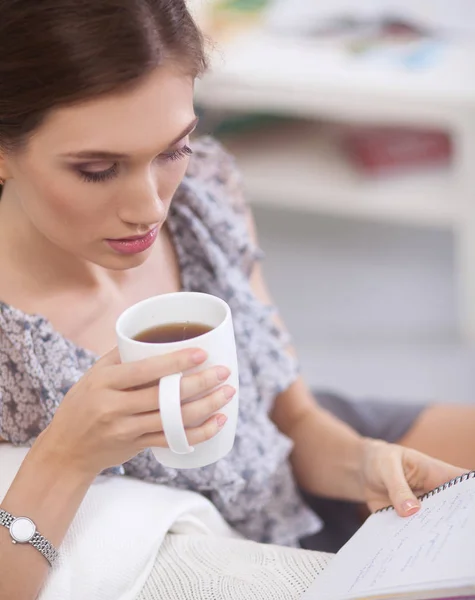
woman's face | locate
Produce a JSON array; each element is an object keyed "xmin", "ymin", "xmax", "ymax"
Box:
[{"xmin": 0, "ymin": 66, "xmax": 197, "ymax": 270}]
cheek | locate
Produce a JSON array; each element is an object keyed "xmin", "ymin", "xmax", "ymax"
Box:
[
  {"xmin": 159, "ymin": 158, "xmax": 190, "ymax": 200},
  {"xmin": 18, "ymin": 170, "xmax": 102, "ymax": 237}
]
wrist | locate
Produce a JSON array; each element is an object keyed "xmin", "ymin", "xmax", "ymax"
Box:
[
  {"xmin": 28, "ymin": 440, "xmax": 96, "ymax": 488},
  {"xmin": 1, "ymin": 438, "xmax": 94, "ymax": 547},
  {"xmin": 340, "ymin": 434, "xmax": 367, "ymax": 502},
  {"xmin": 288, "ymin": 404, "xmax": 368, "ymax": 501},
  {"xmin": 30, "ymin": 426, "xmax": 98, "ymax": 483},
  {"xmin": 360, "ymin": 437, "xmax": 392, "ymax": 495},
  {"xmin": 3, "ymin": 443, "xmax": 94, "ymax": 509}
]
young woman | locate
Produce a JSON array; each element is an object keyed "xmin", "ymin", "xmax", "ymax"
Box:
[{"xmin": 0, "ymin": 1, "xmax": 473, "ymax": 598}]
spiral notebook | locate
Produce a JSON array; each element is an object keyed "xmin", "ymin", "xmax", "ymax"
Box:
[{"xmin": 301, "ymin": 471, "xmax": 475, "ymax": 600}]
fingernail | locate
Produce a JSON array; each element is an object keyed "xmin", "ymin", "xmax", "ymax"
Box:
[
  {"xmin": 402, "ymin": 499, "xmax": 420, "ymax": 514},
  {"xmin": 216, "ymin": 366, "xmax": 230, "ymax": 381},
  {"xmin": 222, "ymin": 386, "xmax": 235, "ymax": 400},
  {"xmin": 216, "ymin": 415, "xmax": 228, "ymax": 428},
  {"xmin": 191, "ymin": 350, "xmax": 207, "ymax": 364}
]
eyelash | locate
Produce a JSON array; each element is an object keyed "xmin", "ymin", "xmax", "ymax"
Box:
[
  {"xmin": 79, "ymin": 164, "xmax": 118, "ymax": 183},
  {"xmin": 78, "ymin": 145, "xmax": 193, "ymax": 183}
]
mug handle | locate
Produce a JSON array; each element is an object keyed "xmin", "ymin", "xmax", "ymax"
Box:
[{"xmin": 159, "ymin": 373, "xmax": 195, "ymax": 455}]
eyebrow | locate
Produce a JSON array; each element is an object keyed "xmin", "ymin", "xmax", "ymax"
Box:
[{"xmin": 61, "ymin": 116, "xmax": 199, "ymax": 160}]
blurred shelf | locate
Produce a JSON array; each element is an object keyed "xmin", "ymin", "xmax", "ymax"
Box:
[
  {"xmin": 221, "ymin": 123, "xmax": 457, "ymax": 228},
  {"xmin": 196, "ymin": 28, "xmax": 475, "ymax": 337},
  {"xmin": 196, "ymin": 32, "xmax": 475, "ymax": 126}
]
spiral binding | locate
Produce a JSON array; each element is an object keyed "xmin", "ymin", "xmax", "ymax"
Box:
[{"xmin": 376, "ymin": 470, "xmax": 475, "ymax": 513}]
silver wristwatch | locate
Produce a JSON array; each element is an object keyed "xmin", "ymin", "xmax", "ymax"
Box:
[{"xmin": 0, "ymin": 509, "xmax": 59, "ymax": 566}]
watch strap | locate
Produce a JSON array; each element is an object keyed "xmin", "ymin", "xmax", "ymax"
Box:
[
  {"xmin": 0, "ymin": 508, "xmax": 59, "ymax": 566},
  {"xmin": 0, "ymin": 509, "xmax": 14, "ymax": 528}
]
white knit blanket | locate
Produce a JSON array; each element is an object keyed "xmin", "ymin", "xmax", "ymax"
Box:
[{"xmin": 0, "ymin": 445, "xmax": 238, "ymax": 600}]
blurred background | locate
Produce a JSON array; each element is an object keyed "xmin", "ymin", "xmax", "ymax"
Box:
[{"xmin": 189, "ymin": 0, "xmax": 475, "ymax": 403}]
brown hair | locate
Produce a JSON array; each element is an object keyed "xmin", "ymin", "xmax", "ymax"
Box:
[{"xmin": 0, "ymin": 0, "xmax": 207, "ymax": 151}]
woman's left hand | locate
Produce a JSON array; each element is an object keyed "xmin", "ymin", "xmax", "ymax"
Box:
[{"xmin": 362, "ymin": 439, "xmax": 467, "ymax": 516}]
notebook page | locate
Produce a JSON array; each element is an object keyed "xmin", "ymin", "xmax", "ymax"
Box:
[{"xmin": 301, "ymin": 476, "xmax": 475, "ymax": 600}]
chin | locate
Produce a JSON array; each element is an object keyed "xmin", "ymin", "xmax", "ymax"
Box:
[{"xmin": 93, "ymin": 248, "xmax": 152, "ymax": 270}]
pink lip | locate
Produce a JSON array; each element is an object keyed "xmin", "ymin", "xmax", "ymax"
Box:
[{"xmin": 106, "ymin": 227, "xmax": 158, "ymax": 255}]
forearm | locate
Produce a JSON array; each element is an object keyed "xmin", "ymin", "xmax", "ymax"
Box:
[
  {"xmin": 0, "ymin": 438, "xmax": 93, "ymax": 600},
  {"xmin": 244, "ymin": 209, "xmax": 366, "ymax": 499},
  {"xmin": 272, "ymin": 378, "xmax": 366, "ymax": 501}
]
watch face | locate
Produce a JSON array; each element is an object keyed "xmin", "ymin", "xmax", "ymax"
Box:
[{"xmin": 10, "ymin": 517, "xmax": 36, "ymax": 543}]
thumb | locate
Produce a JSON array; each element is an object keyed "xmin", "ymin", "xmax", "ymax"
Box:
[{"xmin": 384, "ymin": 452, "xmax": 421, "ymax": 517}]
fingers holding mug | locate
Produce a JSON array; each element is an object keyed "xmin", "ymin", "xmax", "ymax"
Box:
[
  {"xmin": 116, "ymin": 292, "xmax": 239, "ymax": 468},
  {"xmin": 136, "ymin": 412, "xmax": 229, "ymax": 452},
  {"xmin": 129, "ymin": 383, "xmax": 236, "ymax": 435},
  {"xmin": 120, "ymin": 365, "xmax": 232, "ymax": 416},
  {"xmin": 108, "ymin": 348, "xmax": 208, "ymax": 391},
  {"xmin": 158, "ymin": 373, "xmax": 236, "ymax": 455},
  {"xmin": 180, "ymin": 365, "xmax": 230, "ymax": 400}
]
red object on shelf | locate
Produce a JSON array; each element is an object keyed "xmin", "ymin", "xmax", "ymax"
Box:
[{"xmin": 342, "ymin": 126, "xmax": 452, "ymax": 174}]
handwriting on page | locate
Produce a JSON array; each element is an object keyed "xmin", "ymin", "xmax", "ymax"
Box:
[{"xmin": 348, "ymin": 486, "xmax": 475, "ymax": 594}]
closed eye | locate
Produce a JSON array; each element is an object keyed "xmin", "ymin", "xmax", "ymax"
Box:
[
  {"xmin": 77, "ymin": 144, "xmax": 193, "ymax": 183},
  {"xmin": 79, "ymin": 163, "xmax": 118, "ymax": 183},
  {"xmin": 161, "ymin": 145, "xmax": 193, "ymax": 162}
]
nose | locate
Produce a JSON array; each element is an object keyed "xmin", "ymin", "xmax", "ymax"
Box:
[{"xmin": 118, "ymin": 172, "xmax": 166, "ymax": 229}]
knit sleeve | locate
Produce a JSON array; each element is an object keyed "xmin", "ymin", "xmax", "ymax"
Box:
[
  {"xmin": 0, "ymin": 309, "xmax": 48, "ymax": 444},
  {"xmin": 184, "ymin": 136, "xmax": 264, "ymax": 277},
  {"xmin": 176, "ymin": 137, "xmax": 300, "ymax": 408},
  {"xmin": 0, "ymin": 303, "xmax": 94, "ymax": 446}
]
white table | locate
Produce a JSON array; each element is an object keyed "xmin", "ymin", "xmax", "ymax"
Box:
[{"xmin": 195, "ymin": 31, "xmax": 475, "ymax": 339}]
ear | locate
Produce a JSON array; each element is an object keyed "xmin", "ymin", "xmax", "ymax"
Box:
[{"xmin": 0, "ymin": 151, "xmax": 12, "ymax": 182}]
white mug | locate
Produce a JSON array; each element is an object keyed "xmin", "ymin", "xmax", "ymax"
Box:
[{"xmin": 116, "ymin": 292, "xmax": 239, "ymax": 469}]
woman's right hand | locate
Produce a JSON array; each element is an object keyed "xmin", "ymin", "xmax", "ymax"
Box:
[{"xmin": 35, "ymin": 347, "xmax": 235, "ymax": 478}]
